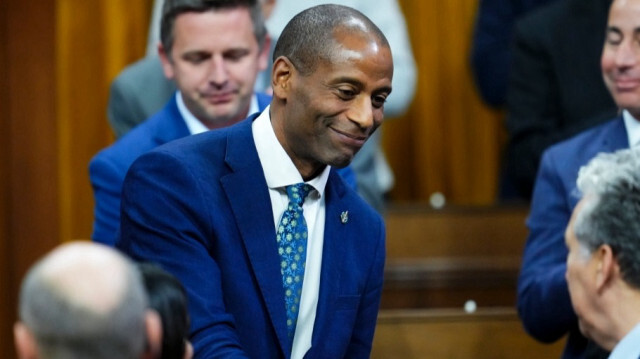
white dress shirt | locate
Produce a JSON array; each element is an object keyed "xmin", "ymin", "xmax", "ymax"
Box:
[
  {"xmin": 623, "ymin": 110, "xmax": 640, "ymax": 148},
  {"xmin": 252, "ymin": 106, "xmax": 330, "ymax": 359},
  {"xmin": 609, "ymin": 322, "xmax": 640, "ymax": 359},
  {"xmin": 176, "ymin": 91, "xmax": 259, "ymax": 135}
]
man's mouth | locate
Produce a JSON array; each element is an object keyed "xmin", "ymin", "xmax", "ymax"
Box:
[
  {"xmin": 331, "ymin": 127, "xmax": 367, "ymax": 147},
  {"xmin": 202, "ymin": 91, "xmax": 235, "ymax": 104}
]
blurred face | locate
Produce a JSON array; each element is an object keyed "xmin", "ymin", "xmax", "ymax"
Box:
[
  {"xmin": 159, "ymin": 8, "xmax": 269, "ymax": 128},
  {"xmin": 601, "ymin": 0, "xmax": 640, "ymax": 117},
  {"xmin": 273, "ymin": 30, "xmax": 393, "ymax": 179},
  {"xmin": 564, "ymin": 201, "xmax": 600, "ymax": 341}
]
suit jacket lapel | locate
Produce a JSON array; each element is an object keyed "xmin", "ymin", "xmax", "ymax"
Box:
[
  {"xmin": 312, "ymin": 171, "xmax": 349, "ymax": 345},
  {"xmin": 153, "ymin": 93, "xmax": 191, "ymax": 145},
  {"xmin": 601, "ymin": 116, "xmax": 629, "ymax": 152},
  {"xmin": 219, "ymin": 117, "xmax": 290, "ymax": 355}
]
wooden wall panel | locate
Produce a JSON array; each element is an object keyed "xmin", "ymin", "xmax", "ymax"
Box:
[
  {"xmin": 386, "ymin": 1, "xmax": 505, "ymax": 205},
  {"xmin": 57, "ymin": 0, "xmax": 152, "ymax": 241},
  {"xmin": 2, "ymin": 0, "xmax": 60, "ymax": 356},
  {"xmin": 0, "ymin": 1, "xmax": 11, "ymax": 356},
  {"xmin": 372, "ymin": 308, "xmax": 564, "ymax": 358}
]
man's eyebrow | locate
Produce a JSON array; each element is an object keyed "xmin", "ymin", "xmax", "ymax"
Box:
[
  {"xmin": 606, "ymin": 26, "xmax": 621, "ymax": 34},
  {"xmin": 331, "ymin": 77, "xmax": 364, "ymax": 87},
  {"xmin": 376, "ymin": 86, "xmax": 392, "ymax": 95}
]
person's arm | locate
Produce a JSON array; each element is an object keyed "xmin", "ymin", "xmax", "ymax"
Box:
[
  {"xmin": 345, "ymin": 221, "xmax": 385, "ymax": 357},
  {"xmin": 517, "ymin": 148, "xmax": 576, "ymax": 342},
  {"xmin": 117, "ymin": 150, "xmax": 250, "ymax": 358},
  {"xmin": 88, "ymin": 154, "xmax": 124, "ymax": 245}
]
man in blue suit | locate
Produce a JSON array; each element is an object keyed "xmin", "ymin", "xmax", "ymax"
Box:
[
  {"xmin": 91, "ymin": 0, "xmax": 274, "ymax": 244},
  {"xmin": 517, "ymin": 0, "xmax": 640, "ymax": 357},
  {"xmin": 117, "ymin": 3, "xmax": 392, "ymax": 358}
]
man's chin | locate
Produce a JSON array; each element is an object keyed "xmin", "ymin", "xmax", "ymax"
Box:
[
  {"xmin": 329, "ymin": 154, "xmax": 355, "ymax": 169},
  {"xmin": 200, "ymin": 109, "xmax": 243, "ymax": 128}
]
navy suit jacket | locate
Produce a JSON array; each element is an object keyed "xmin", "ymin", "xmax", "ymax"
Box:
[
  {"xmin": 89, "ymin": 93, "xmax": 272, "ymax": 244},
  {"xmin": 518, "ymin": 117, "xmax": 626, "ymax": 358},
  {"xmin": 116, "ymin": 114, "xmax": 385, "ymax": 358}
]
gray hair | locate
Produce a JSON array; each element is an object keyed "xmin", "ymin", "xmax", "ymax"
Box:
[
  {"xmin": 273, "ymin": 4, "xmax": 390, "ymax": 76},
  {"xmin": 574, "ymin": 147, "xmax": 640, "ymax": 288},
  {"xmin": 18, "ymin": 243, "xmax": 148, "ymax": 359},
  {"xmin": 160, "ymin": 0, "xmax": 267, "ymax": 57}
]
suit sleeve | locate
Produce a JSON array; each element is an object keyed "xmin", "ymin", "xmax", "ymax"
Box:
[
  {"xmin": 345, "ymin": 218, "xmax": 385, "ymax": 357},
  {"xmin": 516, "ymin": 148, "xmax": 576, "ymax": 342},
  {"xmin": 89, "ymin": 155, "xmax": 123, "ymax": 246},
  {"xmin": 505, "ymin": 19, "xmax": 566, "ymax": 198},
  {"xmin": 117, "ymin": 150, "xmax": 250, "ymax": 359},
  {"xmin": 107, "ymin": 74, "xmax": 147, "ymax": 138}
]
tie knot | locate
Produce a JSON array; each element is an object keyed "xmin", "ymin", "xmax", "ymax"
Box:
[{"xmin": 286, "ymin": 183, "xmax": 312, "ymax": 206}]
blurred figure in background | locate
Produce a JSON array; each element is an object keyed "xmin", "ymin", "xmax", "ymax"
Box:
[
  {"xmin": 502, "ymin": 0, "xmax": 616, "ymax": 200},
  {"xmin": 471, "ymin": 0, "xmax": 558, "ymax": 108}
]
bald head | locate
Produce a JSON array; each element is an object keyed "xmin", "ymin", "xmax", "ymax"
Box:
[
  {"xmin": 17, "ymin": 242, "xmax": 148, "ymax": 359},
  {"xmin": 34, "ymin": 242, "xmax": 134, "ymax": 313},
  {"xmin": 273, "ymin": 4, "xmax": 390, "ymax": 76}
]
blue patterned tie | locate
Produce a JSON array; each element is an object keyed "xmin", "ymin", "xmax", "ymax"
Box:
[{"xmin": 277, "ymin": 183, "xmax": 312, "ymax": 339}]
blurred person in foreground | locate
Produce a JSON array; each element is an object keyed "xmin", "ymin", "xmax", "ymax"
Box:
[
  {"xmin": 565, "ymin": 147, "xmax": 640, "ymax": 359},
  {"xmin": 14, "ymin": 241, "xmax": 161, "ymax": 359}
]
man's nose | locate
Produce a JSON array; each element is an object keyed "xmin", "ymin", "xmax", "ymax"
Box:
[
  {"xmin": 615, "ymin": 41, "xmax": 638, "ymax": 68},
  {"xmin": 348, "ymin": 96, "xmax": 374, "ymax": 130},
  {"xmin": 207, "ymin": 55, "xmax": 229, "ymax": 87}
]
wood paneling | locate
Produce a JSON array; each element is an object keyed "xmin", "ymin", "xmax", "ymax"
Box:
[
  {"xmin": 0, "ymin": 0, "xmax": 11, "ymax": 356},
  {"xmin": 372, "ymin": 308, "xmax": 564, "ymax": 358},
  {"xmin": 382, "ymin": 205, "xmax": 529, "ymax": 309},
  {"xmin": 386, "ymin": 1, "xmax": 505, "ymax": 205},
  {"xmin": 57, "ymin": 0, "xmax": 152, "ymax": 241},
  {"xmin": 2, "ymin": 0, "xmax": 60, "ymax": 356}
]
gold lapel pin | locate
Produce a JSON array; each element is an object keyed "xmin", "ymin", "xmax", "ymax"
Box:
[{"xmin": 340, "ymin": 211, "xmax": 349, "ymax": 224}]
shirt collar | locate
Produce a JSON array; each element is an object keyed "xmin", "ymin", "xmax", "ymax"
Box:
[
  {"xmin": 176, "ymin": 91, "xmax": 259, "ymax": 135},
  {"xmin": 609, "ymin": 321, "xmax": 640, "ymax": 359},
  {"xmin": 623, "ymin": 110, "xmax": 640, "ymax": 148},
  {"xmin": 252, "ymin": 106, "xmax": 330, "ymax": 197}
]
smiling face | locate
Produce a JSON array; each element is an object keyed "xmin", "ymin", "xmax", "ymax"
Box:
[
  {"xmin": 601, "ymin": 0, "xmax": 640, "ymax": 117},
  {"xmin": 271, "ymin": 29, "xmax": 393, "ymax": 180},
  {"xmin": 159, "ymin": 8, "xmax": 269, "ymax": 129}
]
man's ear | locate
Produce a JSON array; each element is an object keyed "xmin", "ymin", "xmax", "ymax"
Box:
[
  {"xmin": 594, "ymin": 244, "xmax": 616, "ymax": 293},
  {"xmin": 271, "ymin": 56, "xmax": 293, "ymax": 99},
  {"xmin": 157, "ymin": 43, "xmax": 175, "ymax": 80},
  {"xmin": 14, "ymin": 322, "xmax": 38, "ymax": 359},
  {"xmin": 141, "ymin": 310, "xmax": 163, "ymax": 359}
]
